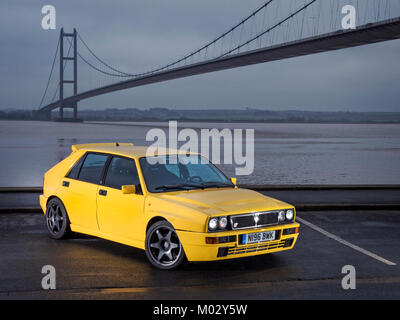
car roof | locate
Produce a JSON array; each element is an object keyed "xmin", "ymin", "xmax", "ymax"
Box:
[{"xmin": 72, "ymin": 143, "xmax": 195, "ymax": 158}]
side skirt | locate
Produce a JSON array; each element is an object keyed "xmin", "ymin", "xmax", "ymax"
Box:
[{"xmin": 70, "ymin": 224, "xmax": 145, "ymax": 250}]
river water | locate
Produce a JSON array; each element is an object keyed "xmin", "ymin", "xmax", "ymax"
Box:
[{"xmin": 0, "ymin": 120, "xmax": 399, "ymax": 187}]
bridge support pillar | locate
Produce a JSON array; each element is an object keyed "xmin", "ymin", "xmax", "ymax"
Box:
[
  {"xmin": 59, "ymin": 106, "xmax": 64, "ymax": 121},
  {"xmin": 73, "ymin": 103, "xmax": 78, "ymax": 120},
  {"xmin": 57, "ymin": 28, "xmax": 78, "ymax": 122}
]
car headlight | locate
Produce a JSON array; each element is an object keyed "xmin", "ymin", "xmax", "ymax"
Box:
[
  {"xmin": 219, "ymin": 216, "xmax": 228, "ymax": 229},
  {"xmin": 208, "ymin": 216, "xmax": 229, "ymax": 232},
  {"xmin": 208, "ymin": 218, "xmax": 218, "ymax": 231},
  {"xmin": 278, "ymin": 211, "xmax": 286, "ymax": 222},
  {"xmin": 286, "ymin": 209, "xmax": 294, "ymax": 220}
]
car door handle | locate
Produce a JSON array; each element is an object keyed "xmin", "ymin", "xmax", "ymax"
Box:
[
  {"xmin": 62, "ymin": 181, "xmax": 70, "ymax": 187},
  {"xmin": 99, "ymin": 189, "xmax": 107, "ymax": 196}
]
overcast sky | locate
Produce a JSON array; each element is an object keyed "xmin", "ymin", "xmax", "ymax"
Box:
[{"xmin": 1, "ymin": 0, "xmax": 400, "ymax": 112}]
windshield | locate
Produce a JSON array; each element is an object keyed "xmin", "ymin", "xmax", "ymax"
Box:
[{"xmin": 139, "ymin": 154, "xmax": 234, "ymax": 193}]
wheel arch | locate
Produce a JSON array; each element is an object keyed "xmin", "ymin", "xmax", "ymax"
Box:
[
  {"xmin": 46, "ymin": 195, "xmax": 57, "ymax": 205},
  {"xmin": 46, "ymin": 195, "xmax": 68, "ymax": 216},
  {"xmin": 146, "ymin": 216, "xmax": 169, "ymax": 233}
]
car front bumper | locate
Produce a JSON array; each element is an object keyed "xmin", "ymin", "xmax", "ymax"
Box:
[{"xmin": 176, "ymin": 222, "xmax": 300, "ymax": 262}]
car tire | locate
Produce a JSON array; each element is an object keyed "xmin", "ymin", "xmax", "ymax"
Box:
[
  {"xmin": 145, "ymin": 220, "xmax": 186, "ymax": 270},
  {"xmin": 45, "ymin": 198, "xmax": 71, "ymax": 240}
]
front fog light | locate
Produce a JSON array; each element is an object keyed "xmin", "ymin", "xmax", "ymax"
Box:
[
  {"xmin": 219, "ymin": 216, "xmax": 228, "ymax": 229},
  {"xmin": 208, "ymin": 218, "xmax": 218, "ymax": 231},
  {"xmin": 278, "ymin": 211, "xmax": 285, "ymax": 222},
  {"xmin": 286, "ymin": 209, "xmax": 294, "ymax": 220}
]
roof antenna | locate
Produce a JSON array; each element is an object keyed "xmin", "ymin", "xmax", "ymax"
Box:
[{"xmin": 116, "ymin": 142, "xmax": 119, "ymax": 147}]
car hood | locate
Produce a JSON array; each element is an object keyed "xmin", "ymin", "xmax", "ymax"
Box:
[{"xmin": 154, "ymin": 187, "xmax": 293, "ymax": 216}]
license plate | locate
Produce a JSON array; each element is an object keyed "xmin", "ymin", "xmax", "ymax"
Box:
[{"xmin": 242, "ymin": 231, "xmax": 276, "ymax": 244}]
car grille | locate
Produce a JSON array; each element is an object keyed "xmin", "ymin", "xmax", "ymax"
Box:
[
  {"xmin": 227, "ymin": 239, "xmax": 286, "ymax": 255},
  {"xmin": 230, "ymin": 211, "xmax": 279, "ymax": 230}
]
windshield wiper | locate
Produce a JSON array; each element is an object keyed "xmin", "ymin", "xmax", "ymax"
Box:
[
  {"xmin": 154, "ymin": 181, "xmax": 233, "ymax": 191},
  {"xmin": 154, "ymin": 183, "xmax": 204, "ymax": 191},
  {"xmin": 201, "ymin": 181, "xmax": 234, "ymax": 189}
]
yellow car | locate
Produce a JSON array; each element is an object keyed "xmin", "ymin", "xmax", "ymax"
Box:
[{"xmin": 40, "ymin": 143, "xmax": 299, "ymax": 269}]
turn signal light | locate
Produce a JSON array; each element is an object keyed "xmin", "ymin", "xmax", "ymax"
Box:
[
  {"xmin": 206, "ymin": 235, "xmax": 236, "ymax": 244},
  {"xmin": 206, "ymin": 237, "xmax": 219, "ymax": 244},
  {"xmin": 282, "ymin": 227, "xmax": 299, "ymax": 235}
]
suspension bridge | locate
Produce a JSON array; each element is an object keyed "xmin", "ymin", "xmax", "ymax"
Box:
[{"xmin": 36, "ymin": 0, "xmax": 400, "ymax": 121}]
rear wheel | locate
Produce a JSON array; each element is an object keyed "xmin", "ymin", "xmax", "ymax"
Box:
[
  {"xmin": 145, "ymin": 220, "xmax": 186, "ymax": 270},
  {"xmin": 45, "ymin": 198, "xmax": 70, "ymax": 239}
]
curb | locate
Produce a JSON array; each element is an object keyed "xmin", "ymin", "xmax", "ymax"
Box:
[
  {"xmin": 242, "ymin": 184, "xmax": 400, "ymax": 191},
  {"xmin": 0, "ymin": 207, "xmax": 42, "ymax": 214},
  {"xmin": 1, "ymin": 204, "xmax": 400, "ymax": 214},
  {"xmin": 0, "ymin": 187, "xmax": 42, "ymax": 193},
  {"xmin": 294, "ymin": 204, "xmax": 400, "ymax": 211},
  {"xmin": 1, "ymin": 185, "xmax": 400, "ymax": 193}
]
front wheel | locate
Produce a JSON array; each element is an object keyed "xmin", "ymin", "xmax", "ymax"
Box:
[
  {"xmin": 45, "ymin": 198, "xmax": 70, "ymax": 239},
  {"xmin": 145, "ymin": 220, "xmax": 186, "ymax": 270}
]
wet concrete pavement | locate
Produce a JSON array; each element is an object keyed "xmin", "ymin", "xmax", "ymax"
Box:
[{"xmin": 0, "ymin": 210, "xmax": 399, "ymax": 299}]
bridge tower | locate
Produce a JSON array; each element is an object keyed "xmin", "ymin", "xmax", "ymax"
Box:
[{"xmin": 59, "ymin": 28, "xmax": 78, "ymax": 121}]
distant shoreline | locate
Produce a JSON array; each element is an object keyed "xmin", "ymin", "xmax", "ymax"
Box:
[
  {"xmin": 2, "ymin": 118, "xmax": 400, "ymax": 124},
  {"xmin": 2, "ymin": 107, "xmax": 400, "ymax": 124},
  {"xmin": 85, "ymin": 120, "xmax": 400, "ymax": 125}
]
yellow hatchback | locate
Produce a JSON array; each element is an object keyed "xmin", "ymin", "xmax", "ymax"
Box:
[{"xmin": 40, "ymin": 143, "xmax": 299, "ymax": 269}]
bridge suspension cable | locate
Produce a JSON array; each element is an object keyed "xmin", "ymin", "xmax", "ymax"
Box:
[
  {"xmin": 74, "ymin": 0, "xmax": 278, "ymax": 79},
  {"xmin": 77, "ymin": 33, "xmax": 133, "ymax": 77},
  {"xmin": 72, "ymin": 0, "xmax": 319, "ymax": 80},
  {"xmin": 219, "ymin": 0, "xmax": 317, "ymax": 58},
  {"xmin": 67, "ymin": 36, "xmax": 128, "ymax": 77},
  {"xmin": 37, "ymin": 36, "xmax": 60, "ymax": 109}
]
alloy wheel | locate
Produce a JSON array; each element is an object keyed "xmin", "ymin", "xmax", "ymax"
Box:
[
  {"xmin": 148, "ymin": 225, "xmax": 182, "ymax": 267},
  {"xmin": 45, "ymin": 198, "xmax": 70, "ymax": 239},
  {"xmin": 46, "ymin": 202, "xmax": 64, "ymax": 234}
]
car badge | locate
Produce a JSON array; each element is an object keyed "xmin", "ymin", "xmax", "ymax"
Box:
[{"xmin": 254, "ymin": 212, "xmax": 260, "ymax": 225}]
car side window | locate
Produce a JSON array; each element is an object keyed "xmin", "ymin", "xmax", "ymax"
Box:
[
  {"xmin": 78, "ymin": 153, "xmax": 108, "ymax": 184},
  {"xmin": 66, "ymin": 154, "xmax": 86, "ymax": 179},
  {"xmin": 104, "ymin": 156, "xmax": 140, "ymax": 190}
]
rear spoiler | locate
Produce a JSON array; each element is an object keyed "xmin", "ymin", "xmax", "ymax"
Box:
[{"xmin": 71, "ymin": 142, "xmax": 134, "ymax": 152}]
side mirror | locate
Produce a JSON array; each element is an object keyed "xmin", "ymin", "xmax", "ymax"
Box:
[
  {"xmin": 230, "ymin": 177, "xmax": 237, "ymax": 186},
  {"xmin": 121, "ymin": 185, "xmax": 136, "ymax": 194}
]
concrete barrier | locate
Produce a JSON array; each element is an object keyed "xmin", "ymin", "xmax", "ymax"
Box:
[
  {"xmin": 241, "ymin": 184, "xmax": 400, "ymax": 191},
  {"xmin": 1, "ymin": 185, "xmax": 400, "ymax": 213},
  {"xmin": 1, "ymin": 185, "xmax": 400, "ymax": 193},
  {"xmin": 0, "ymin": 207, "xmax": 42, "ymax": 214}
]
